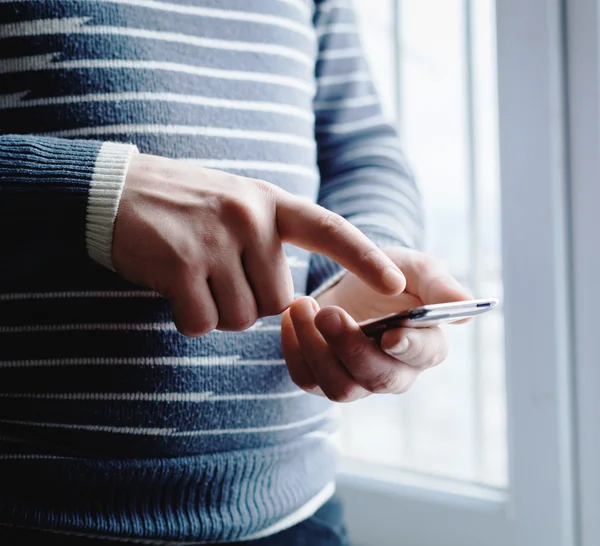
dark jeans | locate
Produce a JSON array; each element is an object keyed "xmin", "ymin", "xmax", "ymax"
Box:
[{"xmin": 0, "ymin": 496, "xmax": 350, "ymax": 546}]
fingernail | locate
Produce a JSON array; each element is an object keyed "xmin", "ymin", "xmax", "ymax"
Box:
[
  {"xmin": 318, "ymin": 311, "xmax": 343, "ymax": 337},
  {"xmin": 388, "ymin": 336, "xmax": 410, "ymax": 356},
  {"xmin": 297, "ymin": 297, "xmax": 316, "ymax": 315}
]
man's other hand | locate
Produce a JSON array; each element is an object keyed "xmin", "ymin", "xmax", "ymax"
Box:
[{"xmin": 281, "ymin": 247, "xmax": 471, "ymax": 401}]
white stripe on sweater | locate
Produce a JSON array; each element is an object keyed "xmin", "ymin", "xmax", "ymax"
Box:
[
  {"xmin": 315, "ymin": 23, "xmax": 358, "ymax": 37},
  {"xmin": 96, "ymin": 0, "xmax": 315, "ymax": 40},
  {"xmin": 317, "ymin": 115, "xmax": 387, "ymax": 135},
  {"xmin": 327, "ymin": 181, "xmax": 419, "ymax": 208},
  {"xmin": 316, "ymin": 71, "xmax": 371, "ymax": 86},
  {"xmin": 319, "ymin": 144, "xmax": 408, "ymax": 166},
  {"xmin": 0, "ymin": 391, "xmax": 305, "ymax": 402},
  {"xmin": 0, "ymin": 357, "xmax": 286, "ymax": 368},
  {"xmin": 0, "ymin": 251, "xmax": 307, "ymax": 302},
  {"xmin": 0, "ymin": 56, "xmax": 315, "ymax": 94},
  {"xmin": 313, "ymin": 94, "xmax": 378, "ymax": 110},
  {"xmin": 46, "ymin": 125, "xmax": 316, "ymax": 149},
  {"xmin": 276, "ymin": 0, "xmax": 312, "ymax": 18},
  {"xmin": 0, "ymin": 408, "xmax": 335, "ymax": 436},
  {"xmin": 0, "ymin": 454, "xmax": 72, "ymax": 460},
  {"xmin": 318, "ymin": 47, "xmax": 362, "ymax": 61},
  {"xmin": 0, "ymin": 290, "xmax": 159, "ymax": 301},
  {"xmin": 1, "ymin": 92, "xmax": 313, "ymax": 121},
  {"xmin": 0, "ymin": 322, "xmax": 282, "ymax": 334},
  {"xmin": 1, "ymin": 18, "xmax": 313, "ymax": 67},
  {"xmin": 350, "ymin": 213, "xmax": 417, "ymax": 247}
]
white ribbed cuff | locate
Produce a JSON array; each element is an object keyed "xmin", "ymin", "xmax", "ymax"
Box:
[{"xmin": 86, "ymin": 142, "xmax": 138, "ymax": 271}]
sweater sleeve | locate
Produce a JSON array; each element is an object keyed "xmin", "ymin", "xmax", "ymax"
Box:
[
  {"xmin": 307, "ymin": 0, "xmax": 425, "ymax": 295},
  {"xmin": 0, "ymin": 134, "xmax": 137, "ymax": 272}
]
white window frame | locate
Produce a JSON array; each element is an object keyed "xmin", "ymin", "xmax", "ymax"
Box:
[
  {"xmin": 567, "ymin": 1, "xmax": 600, "ymax": 546},
  {"xmin": 336, "ymin": 1, "xmax": 579, "ymax": 544}
]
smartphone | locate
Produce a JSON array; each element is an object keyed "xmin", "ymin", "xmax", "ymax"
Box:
[{"xmin": 359, "ymin": 298, "xmax": 499, "ymax": 338}]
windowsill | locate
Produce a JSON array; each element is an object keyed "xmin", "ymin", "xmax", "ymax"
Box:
[{"xmin": 339, "ymin": 457, "xmax": 508, "ymax": 512}]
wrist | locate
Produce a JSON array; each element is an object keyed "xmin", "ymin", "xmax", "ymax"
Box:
[{"xmin": 86, "ymin": 142, "xmax": 138, "ymax": 270}]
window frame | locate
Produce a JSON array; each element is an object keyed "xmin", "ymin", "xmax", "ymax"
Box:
[
  {"xmin": 566, "ymin": 1, "xmax": 600, "ymax": 545},
  {"xmin": 336, "ymin": 0, "xmax": 579, "ymax": 544}
]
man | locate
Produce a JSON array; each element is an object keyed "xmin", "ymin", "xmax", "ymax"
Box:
[{"xmin": 0, "ymin": 0, "xmax": 470, "ymax": 544}]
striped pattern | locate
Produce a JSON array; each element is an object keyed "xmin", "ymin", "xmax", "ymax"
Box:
[
  {"xmin": 0, "ymin": 0, "xmax": 422, "ymax": 542},
  {"xmin": 0, "ymin": 357, "xmax": 287, "ymax": 368}
]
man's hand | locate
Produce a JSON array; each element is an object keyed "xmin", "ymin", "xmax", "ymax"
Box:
[
  {"xmin": 112, "ymin": 154, "xmax": 406, "ymax": 336},
  {"xmin": 281, "ymin": 247, "xmax": 472, "ymax": 402}
]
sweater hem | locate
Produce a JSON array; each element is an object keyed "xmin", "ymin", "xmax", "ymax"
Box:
[
  {"xmin": 0, "ymin": 483, "xmax": 335, "ymax": 545},
  {"xmin": 0, "ymin": 429, "xmax": 339, "ymax": 543}
]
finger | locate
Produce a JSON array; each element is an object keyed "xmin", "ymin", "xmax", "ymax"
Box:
[
  {"xmin": 171, "ymin": 277, "xmax": 219, "ymax": 337},
  {"xmin": 276, "ymin": 194, "xmax": 406, "ymax": 296},
  {"xmin": 290, "ymin": 297, "xmax": 368, "ymax": 403},
  {"xmin": 400, "ymin": 252, "xmax": 472, "ymax": 306},
  {"xmin": 315, "ymin": 306, "xmax": 421, "ymax": 394},
  {"xmin": 281, "ymin": 308, "xmax": 317, "ymax": 390},
  {"xmin": 398, "ymin": 253, "xmax": 472, "ymax": 324},
  {"xmin": 243, "ymin": 241, "xmax": 294, "ymax": 318},
  {"xmin": 209, "ymin": 258, "xmax": 258, "ymax": 331},
  {"xmin": 380, "ymin": 325, "xmax": 450, "ymax": 369}
]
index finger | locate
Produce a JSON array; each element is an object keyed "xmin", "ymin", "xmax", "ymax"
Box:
[
  {"xmin": 276, "ymin": 194, "xmax": 406, "ymax": 295},
  {"xmin": 399, "ymin": 253, "xmax": 472, "ymax": 323}
]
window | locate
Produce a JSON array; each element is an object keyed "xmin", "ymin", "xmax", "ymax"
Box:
[
  {"xmin": 337, "ymin": 1, "xmax": 580, "ymax": 545},
  {"xmin": 342, "ymin": 0, "xmax": 506, "ymax": 487}
]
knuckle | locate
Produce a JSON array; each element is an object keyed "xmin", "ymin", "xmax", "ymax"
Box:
[
  {"xmin": 319, "ymin": 211, "xmax": 348, "ymax": 239},
  {"xmin": 168, "ymin": 237, "xmax": 201, "ymax": 276},
  {"xmin": 260, "ymin": 299, "xmax": 290, "ymax": 318},
  {"xmin": 326, "ymin": 381, "xmax": 360, "ymax": 404},
  {"xmin": 393, "ymin": 377, "xmax": 414, "ymax": 394},
  {"xmin": 201, "ymin": 229, "xmax": 232, "ymax": 255},
  {"xmin": 365, "ymin": 367, "xmax": 402, "ymax": 394},
  {"xmin": 220, "ymin": 308, "xmax": 258, "ymax": 332},
  {"xmin": 343, "ymin": 342, "xmax": 368, "ymax": 363},
  {"xmin": 423, "ymin": 352, "xmax": 441, "ymax": 369},
  {"xmin": 258, "ymin": 257, "xmax": 294, "ymax": 317},
  {"xmin": 253, "ymin": 178, "xmax": 279, "ymax": 199},
  {"xmin": 237, "ymin": 311, "xmax": 259, "ymax": 331},
  {"xmin": 360, "ymin": 245, "xmax": 384, "ymax": 268},
  {"xmin": 221, "ymin": 195, "xmax": 258, "ymax": 230},
  {"xmin": 177, "ymin": 315, "xmax": 217, "ymax": 338}
]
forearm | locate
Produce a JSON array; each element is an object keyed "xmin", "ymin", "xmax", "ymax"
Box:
[
  {"xmin": 308, "ymin": 0, "xmax": 424, "ymax": 294},
  {"xmin": 317, "ymin": 129, "xmax": 424, "ymax": 249},
  {"xmin": 0, "ymin": 134, "xmax": 136, "ymax": 271}
]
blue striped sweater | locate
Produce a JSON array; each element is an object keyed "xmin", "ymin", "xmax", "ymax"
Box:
[{"xmin": 0, "ymin": 0, "xmax": 423, "ymax": 542}]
